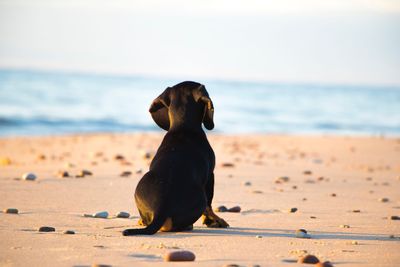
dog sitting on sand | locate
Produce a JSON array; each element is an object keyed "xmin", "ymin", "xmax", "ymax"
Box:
[{"xmin": 123, "ymin": 81, "xmax": 229, "ymax": 235}]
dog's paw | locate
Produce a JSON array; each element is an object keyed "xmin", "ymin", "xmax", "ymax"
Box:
[{"xmin": 204, "ymin": 217, "xmax": 229, "ymax": 228}]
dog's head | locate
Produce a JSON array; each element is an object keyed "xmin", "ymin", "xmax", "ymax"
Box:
[{"xmin": 149, "ymin": 81, "xmax": 214, "ymax": 131}]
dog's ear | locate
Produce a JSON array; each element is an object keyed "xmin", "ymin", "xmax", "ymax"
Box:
[
  {"xmin": 197, "ymin": 85, "xmax": 214, "ymax": 130},
  {"xmin": 149, "ymin": 90, "xmax": 170, "ymax": 131}
]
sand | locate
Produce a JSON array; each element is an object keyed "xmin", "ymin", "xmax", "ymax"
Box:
[{"xmin": 0, "ymin": 133, "xmax": 399, "ymax": 267}]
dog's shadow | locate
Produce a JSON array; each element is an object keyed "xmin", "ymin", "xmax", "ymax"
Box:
[{"xmin": 156, "ymin": 226, "xmax": 398, "ymax": 242}]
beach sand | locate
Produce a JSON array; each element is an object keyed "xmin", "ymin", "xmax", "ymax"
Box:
[{"xmin": 0, "ymin": 133, "xmax": 399, "ymax": 266}]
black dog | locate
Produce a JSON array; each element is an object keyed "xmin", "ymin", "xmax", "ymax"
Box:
[{"xmin": 123, "ymin": 81, "xmax": 229, "ymax": 235}]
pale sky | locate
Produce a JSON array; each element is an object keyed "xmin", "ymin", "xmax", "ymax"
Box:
[{"xmin": 0, "ymin": 0, "xmax": 399, "ymax": 86}]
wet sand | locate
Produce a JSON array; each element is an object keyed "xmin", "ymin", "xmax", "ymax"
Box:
[{"xmin": 0, "ymin": 133, "xmax": 399, "ymax": 266}]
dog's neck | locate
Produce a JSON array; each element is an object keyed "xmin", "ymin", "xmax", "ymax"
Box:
[{"xmin": 167, "ymin": 108, "xmax": 204, "ymax": 133}]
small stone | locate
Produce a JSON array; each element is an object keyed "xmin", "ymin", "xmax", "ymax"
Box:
[
  {"xmin": 215, "ymin": 206, "xmax": 228, "ymax": 212},
  {"xmin": 315, "ymin": 261, "xmax": 334, "ymax": 267},
  {"xmin": 252, "ymin": 190, "xmax": 263, "ymax": 194},
  {"xmin": 292, "ymin": 185, "xmax": 297, "ymax": 189},
  {"xmin": 352, "ymin": 210, "xmax": 361, "ymax": 213},
  {"xmin": 81, "ymin": 169, "xmax": 93, "ymax": 176},
  {"xmin": 90, "ymin": 151, "xmax": 104, "ymax": 158},
  {"xmin": 0, "ymin": 157, "xmax": 11, "ymax": 166},
  {"xmin": 63, "ymin": 230, "xmax": 75, "ymax": 234},
  {"xmin": 93, "ymin": 211, "xmax": 109, "ymax": 218},
  {"xmin": 4, "ymin": 208, "xmax": 18, "ymax": 214},
  {"xmin": 228, "ymin": 206, "xmax": 241, "ymax": 213},
  {"xmin": 340, "ymin": 224, "xmax": 350, "ymax": 228},
  {"xmin": 295, "ymin": 229, "xmax": 311, "ymax": 239},
  {"xmin": 114, "ymin": 154, "xmax": 125, "ymax": 160},
  {"xmin": 331, "ymin": 193, "xmax": 337, "ymax": 197},
  {"xmin": 120, "ymin": 171, "xmax": 132, "ymax": 177},
  {"xmin": 303, "ymin": 170, "xmax": 312, "ymax": 175},
  {"xmin": 116, "ymin": 211, "xmax": 130, "ymax": 218},
  {"xmin": 289, "ymin": 207, "xmax": 298, "ymax": 213},
  {"xmin": 310, "ymin": 216, "xmax": 316, "ymax": 219},
  {"xmin": 83, "ymin": 213, "xmax": 94, "ymax": 217},
  {"xmin": 222, "ymin": 265, "xmax": 240, "ymax": 267},
  {"xmin": 135, "ymin": 168, "xmax": 143, "ymax": 174},
  {"xmin": 163, "ymin": 250, "xmax": 196, "ymax": 261},
  {"xmin": 351, "ymin": 240, "xmax": 358, "ymax": 245},
  {"xmin": 221, "ymin": 162, "xmax": 235, "ymax": 167},
  {"xmin": 275, "ymin": 176, "xmax": 290, "ymax": 183},
  {"xmin": 256, "ymin": 235, "xmax": 262, "ymax": 238},
  {"xmin": 37, "ymin": 154, "xmax": 46, "ymax": 160},
  {"xmin": 39, "ymin": 226, "xmax": 55, "ymax": 232},
  {"xmin": 389, "ymin": 215, "xmax": 400, "ymax": 220},
  {"xmin": 57, "ymin": 170, "xmax": 69, "ymax": 178},
  {"xmin": 143, "ymin": 151, "xmax": 153, "ymax": 159},
  {"xmin": 297, "ymin": 254, "xmax": 319, "ymax": 264},
  {"xmin": 317, "ymin": 176, "xmax": 324, "ymax": 181},
  {"xmin": 22, "ymin": 172, "xmax": 36, "ymax": 181},
  {"xmin": 243, "ymin": 181, "xmax": 252, "ymax": 186},
  {"xmin": 91, "ymin": 264, "xmax": 112, "ymax": 267},
  {"xmin": 379, "ymin": 198, "xmax": 389, "ymax": 203}
]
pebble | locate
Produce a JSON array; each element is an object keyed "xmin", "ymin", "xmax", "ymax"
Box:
[
  {"xmin": 163, "ymin": 250, "xmax": 196, "ymax": 261},
  {"xmin": 275, "ymin": 176, "xmax": 290, "ymax": 183},
  {"xmin": 37, "ymin": 154, "xmax": 46, "ymax": 160},
  {"xmin": 331, "ymin": 193, "xmax": 337, "ymax": 197},
  {"xmin": 0, "ymin": 157, "xmax": 11, "ymax": 166},
  {"xmin": 93, "ymin": 211, "xmax": 109, "ymax": 218},
  {"xmin": 114, "ymin": 154, "xmax": 125, "ymax": 160},
  {"xmin": 120, "ymin": 171, "xmax": 132, "ymax": 177},
  {"xmin": 389, "ymin": 216, "xmax": 400, "ymax": 220},
  {"xmin": 81, "ymin": 169, "xmax": 93, "ymax": 176},
  {"xmin": 228, "ymin": 206, "xmax": 241, "ymax": 213},
  {"xmin": 351, "ymin": 240, "xmax": 358, "ymax": 245},
  {"xmin": 340, "ymin": 224, "xmax": 350, "ymax": 228},
  {"xmin": 3, "ymin": 208, "xmax": 18, "ymax": 214},
  {"xmin": 221, "ymin": 162, "xmax": 235, "ymax": 167},
  {"xmin": 295, "ymin": 229, "xmax": 311, "ymax": 239},
  {"xmin": 215, "ymin": 206, "xmax": 228, "ymax": 212},
  {"xmin": 352, "ymin": 210, "xmax": 361, "ymax": 213},
  {"xmin": 222, "ymin": 265, "xmax": 240, "ymax": 267},
  {"xmin": 22, "ymin": 172, "xmax": 36, "ymax": 181},
  {"xmin": 289, "ymin": 207, "xmax": 298, "ymax": 213},
  {"xmin": 252, "ymin": 190, "xmax": 263, "ymax": 194},
  {"xmin": 315, "ymin": 261, "xmax": 334, "ymax": 267},
  {"xmin": 135, "ymin": 168, "xmax": 143, "ymax": 174},
  {"xmin": 256, "ymin": 235, "xmax": 262, "ymax": 238},
  {"xmin": 297, "ymin": 254, "xmax": 320, "ymax": 264},
  {"xmin": 143, "ymin": 151, "xmax": 153, "ymax": 159},
  {"xmin": 63, "ymin": 230, "xmax": 75, "ymax": 234},
  {"xmin": 57, "ymin": 170, "xmax": 69, "ymax": 178},
  {"xmin": 39, "ymin": 226, "xmax": 56, "ymax": 232},
  {"xmin": 243, "ymin": 181, "xmax": 252, "ymax": 186},
  {"xmin": 379, "ymin": 198, "xmax": 389, "ymax": 203},
  {"xmin": 303, "ymin": 170, "xmax": 312, "ymax": 175},
  {"xmin": 116, "ymin": 211, "xmax": 130, "ymax": 218},
  {"xmin": 92, "ymin": 264, "xmax": 112, "ymax": 267}
]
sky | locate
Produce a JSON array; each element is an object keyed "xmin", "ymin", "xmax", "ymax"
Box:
[{"xmin": 0, "ymin": 0, "xmax": 399, "ymax": 86}]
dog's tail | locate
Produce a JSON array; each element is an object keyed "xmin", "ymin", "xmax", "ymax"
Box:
[{"xmin": 122, "ymin": 214, "xmax": 166, "ymax": 236}]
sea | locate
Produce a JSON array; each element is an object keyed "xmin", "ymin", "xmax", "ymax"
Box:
[{"xmin": 0, "ymin": 69, "xmax": 399, "ymax": 137}]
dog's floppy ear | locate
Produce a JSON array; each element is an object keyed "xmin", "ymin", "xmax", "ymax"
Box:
[
  {"xmin": 149, "ymin": 90, "xmax": 170, "ymax": 131},
  {"xmin": 197, "ymin": 85, "xmax": 214, "ymax": 130}
]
